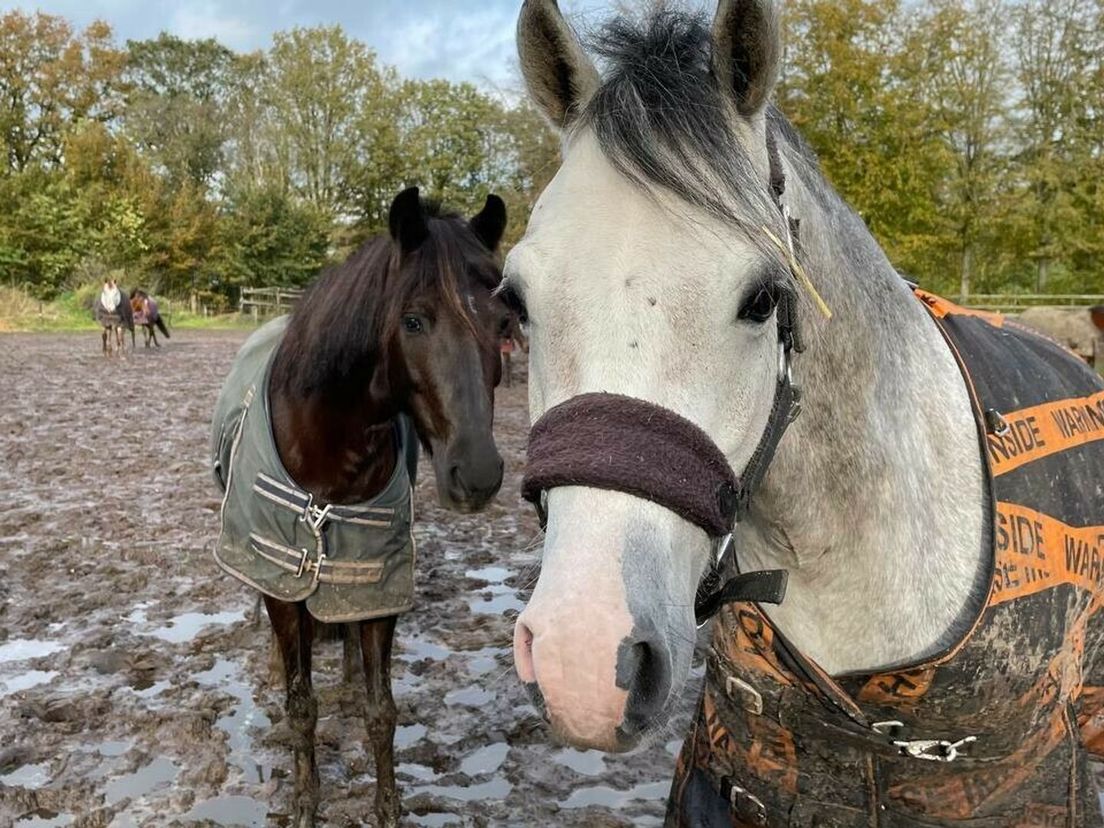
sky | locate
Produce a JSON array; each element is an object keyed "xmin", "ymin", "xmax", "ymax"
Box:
[{"xmin": 0, "ymin": 0, "xmax": 637, "ymax": 92}]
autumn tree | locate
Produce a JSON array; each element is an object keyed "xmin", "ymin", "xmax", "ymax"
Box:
[
  {"xmin": 124, "ymin": 34, "xmax": 235, "ymax": 189},
  {"xmin": 0, "ymin": 11, "xmax": 125, "ymax": 173}
]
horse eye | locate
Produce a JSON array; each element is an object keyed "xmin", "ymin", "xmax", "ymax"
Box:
[
  {"xmin": 497, "ymin": 314, "xmax": 512, "ymax": 336},
  {"xmin": 738, "ymin": 286, "xmax": 778, "ymax": 324},
  {"xmin": 402, "ymin": 314, "xmax": 424, "ymax": 334}
]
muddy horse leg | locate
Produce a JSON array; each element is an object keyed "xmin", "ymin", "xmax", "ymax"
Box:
[
  {"xmin": 360, "ymin": 615, "xmax": 400, "ymax": 827},
  {"xmin": 265, "ymin": 595, "xmax": 319, "ymax": 827},
  {"xmin": 342, "ymin": 623, "xmax": 361, "ymax": 683}
]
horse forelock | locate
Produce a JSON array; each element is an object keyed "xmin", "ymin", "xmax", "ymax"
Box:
[
  {"xmin": 273, "ymin": 208, "xmax": 501, "ymax": 400},
  {"xmin": 580, "ymin": 8, "xmax": 782, "ymax": 257}
]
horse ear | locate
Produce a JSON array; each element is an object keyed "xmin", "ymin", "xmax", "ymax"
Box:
[
  {"xmin": 517, "ymin": 0, "xmax": 600, "ymax": 131},
  {"xmin": 711, "ymin": 0, "xmax": 781, "ymax": 118},
  {"xmin": 389, "ymin": 187, "xmax": 429, "ymax": 253},
  {"xmin": 470, "ymin": 195, "xmax": 507, "ymax": 251}
]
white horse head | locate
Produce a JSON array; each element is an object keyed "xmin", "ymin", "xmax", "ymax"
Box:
[
  {"xmin": 508, "ymin": 0, "xmax": 987, "ymax": 753},
  {"xmin": 508, "ymin": 0, "xmax": 802, "ymax": 750}
]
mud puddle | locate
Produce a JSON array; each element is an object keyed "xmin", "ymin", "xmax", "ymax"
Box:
[{"xmin": 0, "ymin": 331, "xmax": 678, "ymax": 827}]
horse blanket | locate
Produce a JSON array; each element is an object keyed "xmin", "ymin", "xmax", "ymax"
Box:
[
  {"xmin": 95, "ymin": 291, "xmax": 132, "ymax": 329},
  {"xmin": 668, "ymin": 291, "xmax": 1104, "ymax": 826},
  {"xmin": 132, "ymin": 296, "xmax": 159, "ymax": 327},
  {"xmin": 211, "ymin": 317, "xmax": 419, "ymax": 622}
]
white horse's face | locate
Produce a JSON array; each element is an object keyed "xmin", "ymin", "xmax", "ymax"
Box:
[{"xmin": 508, "ymin": 129, "xmax": 785, "ymax": 749}]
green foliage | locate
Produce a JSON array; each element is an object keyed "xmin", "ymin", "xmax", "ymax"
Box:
[
  {"xmin": 214, "ymin": 184, "xmax": 330, "ymax": 290},
  {"xmin": 0, "ymin": 4, "xmax": 1098, "ymax": 310},
  {"xmin": 779, "ymin": 0, "xmax": 1103, "ymax": 296}
]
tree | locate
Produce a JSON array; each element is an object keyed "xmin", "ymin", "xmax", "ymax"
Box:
[
  {"xmin": 1011, "ymin": 0, "xmax": 1099, "ymax": 290},
  {"xmin": 124, "ymin": 34, "xmax": 235, "ymax": 189},
  {"xmin": 778, "ymin": 0, "xmax": 953, "ymax": 290},
  {"xmin": 214, "ymin": 184, "xmax": 330, "ymax": 291},
  {"xmin": 0, "ymin": 12, "xmax": 125, "ymax": 173},
  {"xmin": 265, "ymin": 26, "xmax": 392, "ymax": 222}
]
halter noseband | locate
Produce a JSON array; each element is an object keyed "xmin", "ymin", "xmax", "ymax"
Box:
[{"xmin": 522, "ymin": 132, "xmax": 805, "ymax": 626}]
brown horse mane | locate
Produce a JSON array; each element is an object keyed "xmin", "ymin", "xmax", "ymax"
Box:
[{"xmin": 270, "ymin": 202, "xmax": 502, "ymax": 404}]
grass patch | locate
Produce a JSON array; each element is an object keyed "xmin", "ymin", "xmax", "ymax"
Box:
[{"xmin": 0, "ymin": 286, "xmax": 262, "ymax": 333}]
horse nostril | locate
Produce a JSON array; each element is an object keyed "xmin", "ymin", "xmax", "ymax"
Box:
[
  {"xmin": 513, "ymin": 619, "xmax": 537, "ymax": 684},
  {"xmin": 616, "ymin": 634, "xmax": 671, "ymax": 737}
]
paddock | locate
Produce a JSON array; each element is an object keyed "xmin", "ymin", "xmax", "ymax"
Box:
[{"xmin": 0, "ymin": 331, "xmax": 684, "ymax": 827}]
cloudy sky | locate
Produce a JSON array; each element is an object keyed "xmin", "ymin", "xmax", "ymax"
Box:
[{"xmin": 0, "ymin": 0, "xmax": 646, "ymax": 92}]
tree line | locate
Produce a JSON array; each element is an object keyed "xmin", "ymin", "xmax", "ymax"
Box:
[
  {"xmin": 0, "ymin": 12, "xmax": 558, "ymax": 303},
  {"xmin": 0, "ymin": 1, "xmax": 1100, "ymax": 304},
  {"xmin": 779, "ymin": 0, "xmax": 1103, "ymax": 296}
]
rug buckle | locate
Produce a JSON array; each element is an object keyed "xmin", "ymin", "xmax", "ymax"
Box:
[{"xmin": 295, "ymin": 548, "xmax": 311, "ymax": 579}]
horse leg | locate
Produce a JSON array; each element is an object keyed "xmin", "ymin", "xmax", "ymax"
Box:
[
  {"xmin": 264, "ymin": 595, "xmax": 319, "ymax": 827},
  {"xmin": 360, "ymin": 615, "xmax": 400, "ymax": 827},
  {"xmin": 342, "ymin": 623, "xmax": 361, "ymax": 683},
  {"xmin": 149, "ymin": 325, "xmax": 158, "ymax": 348},
  {"xmin": 102, "ymin": 328, "xmax": 108, "ymax": 355}
]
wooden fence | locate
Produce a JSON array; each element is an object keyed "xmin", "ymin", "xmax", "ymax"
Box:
[
  {"xmin": 962, "ymin": 294, "xmax": 1104, "ymax": 313},
  {"xmin": 239, "ymin": 287, "xmax": 304, "ymax": 321}
]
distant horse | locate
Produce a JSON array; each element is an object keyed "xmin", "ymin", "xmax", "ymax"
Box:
[
  {"xmin": 211, "ymin": 187, "xmax": 511, "ymax": 827},
  {"xmin": 93, "ymin": 279, "xmax": 133, "ymax": 355},
  {"xmin": 129, "ymin": 289, "xmax": 170, "ymax": 348},
  {"xmin": 510, "ymin": 2, "xmax": 1104, "ymax": 825}
]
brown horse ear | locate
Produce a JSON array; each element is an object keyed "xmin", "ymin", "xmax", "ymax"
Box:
[
  {"xmin": 389, "ymin": 187, "xmax": 429, "ymax": 253},
  {"xmin": 470, "ymin": 195, "xmax": 507, "ymax": 251},
  {"xmin": 711, "ymin": 0, "xmax": 781, "ymax": 118}
]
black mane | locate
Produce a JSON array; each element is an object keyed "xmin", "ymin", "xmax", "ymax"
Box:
[{"xmin": 270, "ymin": 202, "xmax": 499, "ymax": 402}]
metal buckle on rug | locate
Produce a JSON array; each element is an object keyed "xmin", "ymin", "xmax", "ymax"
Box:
[
  {"xmin": 727, "ymin": 780, "xmax": 766, "ymax": 826},
  {"xmin": 295, "ymin": 548, "xmax": 311, "ymax": 579},
  {"xmin": 873, "ymin": 720, "xmax": 977, "ymax": 763},
  {"xmin": 299, "ymin": 495, "xmax": 334, "ymax": 533},
  {"xmin": 309, "ymin": 553, "xmax": 326, "ymax": 587}
]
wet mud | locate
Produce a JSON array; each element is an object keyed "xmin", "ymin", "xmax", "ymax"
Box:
[{"xmin": 0, "ymin": 332, "xmax": 691, "ymax": 827}]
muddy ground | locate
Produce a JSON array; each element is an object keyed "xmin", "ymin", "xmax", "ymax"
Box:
[{"xmin": 0, "ymin": 331, "xmax": 696, "ymax": 827}]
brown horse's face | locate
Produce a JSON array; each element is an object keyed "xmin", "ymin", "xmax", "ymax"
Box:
[{"xmin": 388, "ymin": 189, "xmax": 512, "ymax": 512}]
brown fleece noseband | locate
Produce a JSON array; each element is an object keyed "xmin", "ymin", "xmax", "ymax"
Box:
[
  {"xmin": 523, "ymin": 392, "xmax": 741, "ymax": 537},
  {"xmin": 522, "ymin": 335, "xmax": 795, "ymax": 625}
]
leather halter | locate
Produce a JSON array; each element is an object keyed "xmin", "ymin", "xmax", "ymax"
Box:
[{"xmin": 522, "ymin": 131, "xmax": 802, "ymax": 625}]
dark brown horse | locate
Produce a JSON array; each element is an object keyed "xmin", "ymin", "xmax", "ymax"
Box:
[
  {"xmin": 129, "ymin": 288, "xmax": 170, "ymax": 347},
  {"xmin": 213, "ymin": 187, "xmax": 511, "ymax": 827}
]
